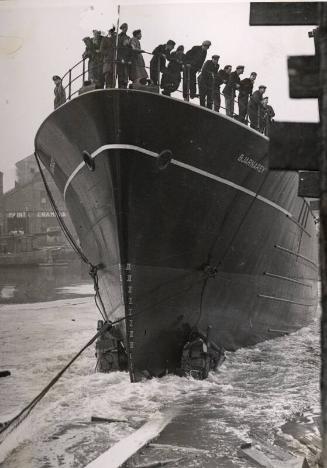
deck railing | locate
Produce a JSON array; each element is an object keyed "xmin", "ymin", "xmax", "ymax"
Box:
[{"xmin": 59, "ymin": 47, "xmax": 269, "ymax": 134}]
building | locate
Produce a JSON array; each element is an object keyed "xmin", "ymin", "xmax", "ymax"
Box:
[{"xmin": 1, "ymin": 155, "xmax": 75, "ymax": 247}]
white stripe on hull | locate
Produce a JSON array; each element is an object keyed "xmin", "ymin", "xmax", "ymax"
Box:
[{"xmin": 63, "ymin": 143, "xmax": 293, "ymax": 219}]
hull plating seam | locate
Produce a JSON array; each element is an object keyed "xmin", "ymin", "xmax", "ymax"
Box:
[
  {"xmin": 264, "ymin": 272, "xmax": 312, "ymax": 287},
  {"xmin": 63, "ymin": 144, "xmax": 294, "ymax": 220},
  {"xmin": 258, "ymin": 294, "xmax": 315, "ymax": 307},
  {"xmin": 274, "ymin": 244, "xmax": 318, "ymax": 269}
]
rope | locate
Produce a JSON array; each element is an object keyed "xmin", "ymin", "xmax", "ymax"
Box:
[
  {"xmin": 0, "ymin": 320, "xmax": 114, "ymax": 441},
  {"xmin": 34, "ymin": 151, "xmax": 108, "ymax": 321}
]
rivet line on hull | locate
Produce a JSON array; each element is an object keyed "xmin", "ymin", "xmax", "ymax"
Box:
[{"xmin": 63, "ymin": 144, "xmax": 293, "ymax": 220}]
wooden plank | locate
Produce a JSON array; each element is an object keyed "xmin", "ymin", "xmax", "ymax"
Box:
[
  {"xmin": 268, "ymin": 122, "xmax": 320, "ymax": 170},
  {"xmin": 298, "ymin": 171, "xmax": 320, "ymax": 198},
  {"xmin": 288, "ymin": 55, "xmax": 320, "ymax": 99},
  {"xmin": 85, "ymin": 408, "xmax": 178, "ymax": 468},
  {"xmin": 239, "ymin": 446, "xmax": 306, "ymax": 467},
  {"xmin": 250, "ymin": 2, "xmax": 320, "ymax": 26}
]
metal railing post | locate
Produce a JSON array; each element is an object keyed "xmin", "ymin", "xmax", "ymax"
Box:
[
  {"xmin": 82, "ymin": 58, "xmax": 86, "ymax": 84},
  {"xmin": 157, "ymin": 55, "xmax": 161, "ymax": 89},
  {"xmin": 186, "ymin": 64, "xmax": 191, "ymax": 102},
  {"xmin": 68, "ymin": 69, "xmax": 72, "ymax": 100}
]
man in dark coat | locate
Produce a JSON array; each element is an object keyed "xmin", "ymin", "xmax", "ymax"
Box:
[
  {"xmin": 223, "ymin": 65, "xmax": 244, "ymax": 117},
  {"xmin": 117, "ymin": 23, "xmax": 131, "ymax": 88},
  {"xmin": 52, "ymin": 75, "xmax": 66, "ymax": 109},
  {"xmin": 198, "ymin": 55, "xmax": 220, "ymax": 109},
  {"xmin": 238, "ymin": 72, "xmax": 257, "ymax": 123},
  {"xmin": 213, "ymin": 64, "xmax": 231, "ymax": 112},
  {"xmin": 82, "ymin": 37, "xmax": 97, "ymax": 82},
  {"xmin": 150, "ymin": 40, "xmax": 176, "ymax": 85},
  {"xmin": 161, "ymin": 45, "xmax": 185, "ymax": 96},
  {"xmin": 183, "ymin": 40, "xmax": 211, "ymax": 99},
  {"xmin": 100, "ymin": 27, "xmax": 117, "ymax": 88},
  {"xmin": 92, "ymin": 30, "xmax": 104, "ymax": 88},
  {"xmin": 259, "ymin": 96, "xmax": 275, "ymax": 135},
  {"xmin": 248, "ymin": 85, "xmax": 266, "ymax": 130}
]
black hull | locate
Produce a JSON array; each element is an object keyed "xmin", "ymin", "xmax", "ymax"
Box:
[{"xmin": 35, "ymin": 89, "xmax": 318, "ymax": 379}]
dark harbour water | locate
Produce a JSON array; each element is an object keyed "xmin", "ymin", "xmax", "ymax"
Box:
[
  {"xmin": 0, "ymin": 263, "xmax": 93, "ymax": 303},
  {"xmin": 0, "ymin": 266, "xmax": 321, "ymax": 467}
]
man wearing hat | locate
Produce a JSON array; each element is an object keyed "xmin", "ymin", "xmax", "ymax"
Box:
[
  {"xmin": 247, "ymin": 85, "xmax": 266, "ymax": 130},
  {"xmin": 161, "ymin": 45, "xmax": 185, "ymax": 96},
  {"xmin": 117, "ymin": 23, "xmax": 131, "ymax": 88},
  {"xmin": 52, "ymin": 75, "xmax": 66, "ymax": 109},
  {"xmin": 183, "ymin": 40, "xmax": 211, "ymax": 100},
  {"xmin": 100, "ymin": 26, "xmax": 117, "ymax": 88},
  {"xmin": 198, "ymin": 55, "xmax": 220, "ymax": 109},
  {"xmin": 238, "ymin": 72, "xmax": 257, "ymax": 123},
  {"xmin": 259, "ymin": 96, "xmax": 275, "ymax": 135},
  {"xmin": 222, "ymin": 65, "xmax": 244, "ymax": 117},
  {"xmin": 150, "ymin": 40, "xmax": 176, "ymax": 85}
]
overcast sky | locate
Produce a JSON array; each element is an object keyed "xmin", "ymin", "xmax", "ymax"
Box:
[{"xmin": 0, "ymin": 0, "xmax": 319, "ymax": 191}]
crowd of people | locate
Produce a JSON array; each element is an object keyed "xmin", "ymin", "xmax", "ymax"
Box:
[{"xmin": 53, "ymin": 23, "xmax": 275, "ymax": 135}]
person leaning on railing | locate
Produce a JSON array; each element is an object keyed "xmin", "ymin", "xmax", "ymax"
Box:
[
  {"xmin": 259, "ymin": 96, "xmax": 275, "ymax": 136},
  {"xmin": 160, "ymin": 45, "xmax": 185, "ymax": 96},
  {"xmin": 183, "ymin": 40, "xmax": 211, "ymax": 100},
  {"xmin": 149, "ymin": 40, "xmax": 176, "ymax": 86},
  {"xmin": 247, "ymin": 85, "xmax": 266, "ymax": 130},
  {"xmin": 198, "ymin": 54, "xmax": 220, "ymax": 109},
  {"xmin": 238, "ymin": 72, "xmax": 257, "ymax": 124},
  {"xmin": 213, "ymin": 65, "xmax": 231, "ymax": 112},
  {"xmin": 222, "ymin": 65, "xmax": 244, "ymax": 117}
]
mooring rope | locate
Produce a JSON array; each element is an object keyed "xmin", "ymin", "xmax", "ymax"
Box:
[
  {"xmin": 0, "ymin": 320, "xmax": 114, "ymax": 441},
  {"xmin": 34, "ymin": 151, "xmax": 108, "ymax": 321}
]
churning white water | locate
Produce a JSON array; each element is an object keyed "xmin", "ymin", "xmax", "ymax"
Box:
[{"xmin": 0, "ymin": 285, "xmax": 320, "ymax": 467}]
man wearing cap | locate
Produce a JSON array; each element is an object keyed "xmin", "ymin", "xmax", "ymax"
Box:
[
  {"xmin": 238, "ymin": 72, "xmax": 257, "ymax": 123},
  {"xmin": 248, "ymin": 85, "xmax": 266, "ymax": 130},
  {"xmin": 198, "ymin": 55, "xmax": 220, "ymax": 109},
  {"xmin": 161, "ymin": 45, "xmax": 185, "ymax": 96},
  {"xmin": 52, "ymin": 75, "xmax": 66, "ymax": 109},
  {"xmin": 183, "ymin": 40, "xmax": 211, "ymax": 100},
  {"xmin": 100, "ymin": 27, "xmax": 117, "ymax": 88},
  {"xmin": 213, "ymin": 65, "xmax": 232, "ymax": 112},
  {"xmin": 223, "ymin": 65, "xmax": 244, "ymax": 117},
  {"xmin": 259, "ymin": 96, "xmax": 275, "ymax": 135},
  {"xmin": 150, "ymin": 40, "xmax": 176, "ymax": 85},
  {"xmin": 117, "ymin": 23, "xmax": 131, "ymax": 88},
  {"xmin": 92, "ymin": 30, "xmax": 104, "ymax": 88}
]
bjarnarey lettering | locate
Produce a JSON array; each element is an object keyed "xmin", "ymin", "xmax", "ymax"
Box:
[{"xmin": 237, "ymin": 154, "xmax": 266, "ymax": 173}]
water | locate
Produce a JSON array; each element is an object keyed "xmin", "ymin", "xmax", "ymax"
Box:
[
  {"xmin": 0, "ymin": 267, "xmax": 321, "ymax": 467},
  {"xmin": 0, "ymin": 263, "xmax": 93, "ymax": 303}
]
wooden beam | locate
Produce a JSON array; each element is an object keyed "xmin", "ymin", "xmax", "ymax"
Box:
[
  {"xmin": 298, "ymin": 171, "xmax": 320, "ymax": 198},
  {"xmin": 250, "ymin": 2, "xmax": 320, "ymax": 26},
  {"xmin": 85, "ymin": 408, "xmax": 177, "ymax": 468},
  {"xmin": 288, "ymin": 55, "xmax": 321, "ymax": 99},
  {"xmin": 268, "ymin": 122, "xmax": 320, "ymax": 170}
]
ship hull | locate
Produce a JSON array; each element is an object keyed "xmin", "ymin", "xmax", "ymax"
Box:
[{"xmin": 35, "ymin": 89, "xmax": 318, "ymax": 379}]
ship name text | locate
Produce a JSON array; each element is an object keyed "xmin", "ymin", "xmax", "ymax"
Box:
[{"xmin": 237, "ymin": 154, "xmax": 266, "ymax": 173}]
